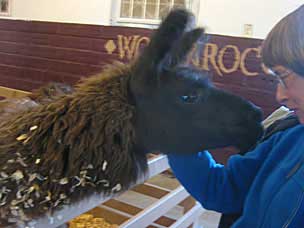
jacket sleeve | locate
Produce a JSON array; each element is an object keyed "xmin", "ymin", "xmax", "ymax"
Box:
[{"xmin": 167, "ymin": 134, "xmax": 279, "ymax": 213}]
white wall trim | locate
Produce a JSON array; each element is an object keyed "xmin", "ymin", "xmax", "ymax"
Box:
[{"xmin": 110, "ymin": 0, "xmax": 201, "ymax": 29}]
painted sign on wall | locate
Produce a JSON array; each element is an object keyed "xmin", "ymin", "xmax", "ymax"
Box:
[{"xmin": 104, "ymin": 34, "xmax": 270, "ymax": 77}]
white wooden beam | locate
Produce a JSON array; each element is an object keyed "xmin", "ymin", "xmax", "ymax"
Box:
[
  {"xmin": 169, "ymin": 203, "xmax": 205, "ymax": 228},
  {"xmin": 27, "ymin": 155, "xmax": 169, "ymax": 228},
  {"xmin": 120, "ymin": 186, "xmax": 189, "ymax": 228}
]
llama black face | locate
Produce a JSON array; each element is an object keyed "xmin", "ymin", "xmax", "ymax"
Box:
[
  {"xmin": 130, "ymin": 9, "xmax": 264, "ymax": 154},
  {"xmin": 132, "ymin": 66, "xmax": 263, "ymax": 153}
]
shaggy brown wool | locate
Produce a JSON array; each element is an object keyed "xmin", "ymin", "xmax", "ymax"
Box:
[
  {"xmin": 0, "ymin": 62, "xmax": 147, "ymax": 226},
  {"xmin": 28, "ymin": 82, "xmax": 74, "ymax": 105},
  {"xmin": 0, "ymin": 98, "xmax": 37, "ymax": 123},
  {"xmin": 0, "ymin": 82, "xmax": 74, "ymax": 123}
]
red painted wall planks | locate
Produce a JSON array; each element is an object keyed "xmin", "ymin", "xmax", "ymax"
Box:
[{"xmin": 0, "ymin": 18, "xmax": 279, "ymax": 117}]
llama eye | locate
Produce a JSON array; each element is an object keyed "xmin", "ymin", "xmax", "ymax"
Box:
[{"xmin": 180, "ymin": 95, "xmax": 199, "ymax": 103}]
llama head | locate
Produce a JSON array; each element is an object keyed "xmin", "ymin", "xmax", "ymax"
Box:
[{"xmin": 129, "ymin": 9, "xmax": 263, "ymax": 154}]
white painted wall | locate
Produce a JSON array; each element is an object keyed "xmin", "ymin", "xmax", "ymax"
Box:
[
  {"xmin": 1, "ymin": 0, "xmax": 303, "ymax": 38},
  {"xmin": 0, "ymin": 0, "xmax": 113, "ymax": 25},
  {"xmin": 198, "ymin": 0, "xmax": 304, "ymax": 38}
]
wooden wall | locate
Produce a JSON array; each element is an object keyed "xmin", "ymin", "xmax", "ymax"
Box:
[{"xmin": 0, "ymin": 18, "xmax": 279, "ymax": 116}]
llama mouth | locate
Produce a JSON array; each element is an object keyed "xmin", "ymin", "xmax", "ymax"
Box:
[{"xmin": 229, "ymin": 121, "xmax": 264, "ymax": 152}]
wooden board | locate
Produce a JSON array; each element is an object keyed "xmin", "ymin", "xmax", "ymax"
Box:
[{"xmin": 0, "ymin": 85, "xmax": 30, "ymax": 98}]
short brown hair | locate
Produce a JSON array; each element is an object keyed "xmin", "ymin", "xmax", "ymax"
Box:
[{"xmin": 262, "ymin": 5, "xmax": 304, "ymax": 76}]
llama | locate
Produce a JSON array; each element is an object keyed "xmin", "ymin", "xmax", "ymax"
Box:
[
  {"xmin": 0, "ymin": 82, "xmax": 74, "ymax": 123},
  {"xmin": 0, "ymin": 9, "xmax": 263, "ymax": 226}
]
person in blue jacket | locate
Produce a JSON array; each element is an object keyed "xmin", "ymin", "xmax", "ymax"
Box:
[{"xmin": 168, "ymin": 5, "xmax": 304, "ymax": 228}]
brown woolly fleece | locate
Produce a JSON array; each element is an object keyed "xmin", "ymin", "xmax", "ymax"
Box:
[
  {"xmin": 0, "ymin": 82, "xmax": 74, "ymax": 123},
  {"xmin": 0, "ymin": 62, "xmax": 147, "ymax": 226}
]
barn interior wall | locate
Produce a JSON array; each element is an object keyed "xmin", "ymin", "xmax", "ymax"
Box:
[
  {"xmin": 1, "ymin": 1, "xmax": 303, "ymax": 38},
  {"xmin": 198, "ymin": 0, "xmax": 303, "ymax": 38},
  {"xmin": 0, "ymin": 0, "xmax": 113, "ymax": 25}
]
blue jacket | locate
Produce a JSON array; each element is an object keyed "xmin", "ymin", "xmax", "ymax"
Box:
[{"xmin": 168, "ymin": 125, "xmax": 304, "ymax": 227}]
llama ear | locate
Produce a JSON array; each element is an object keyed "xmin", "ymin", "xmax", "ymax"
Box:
[
  {"xmin": 131, "ymin": 9, "xmax": 196, "ymax": 94},
  {"xmin": 141, "ymin": 9, "xmax": 195, "ymax": 65},
  {"xmin": 162, "ymin": 27, "xmax": 205, "ymax": 68}
]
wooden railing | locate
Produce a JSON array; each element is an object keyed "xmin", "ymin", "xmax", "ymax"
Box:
[{"xmin": 0, "ymin": 85, "xmax": 30, "ymax": 98}]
